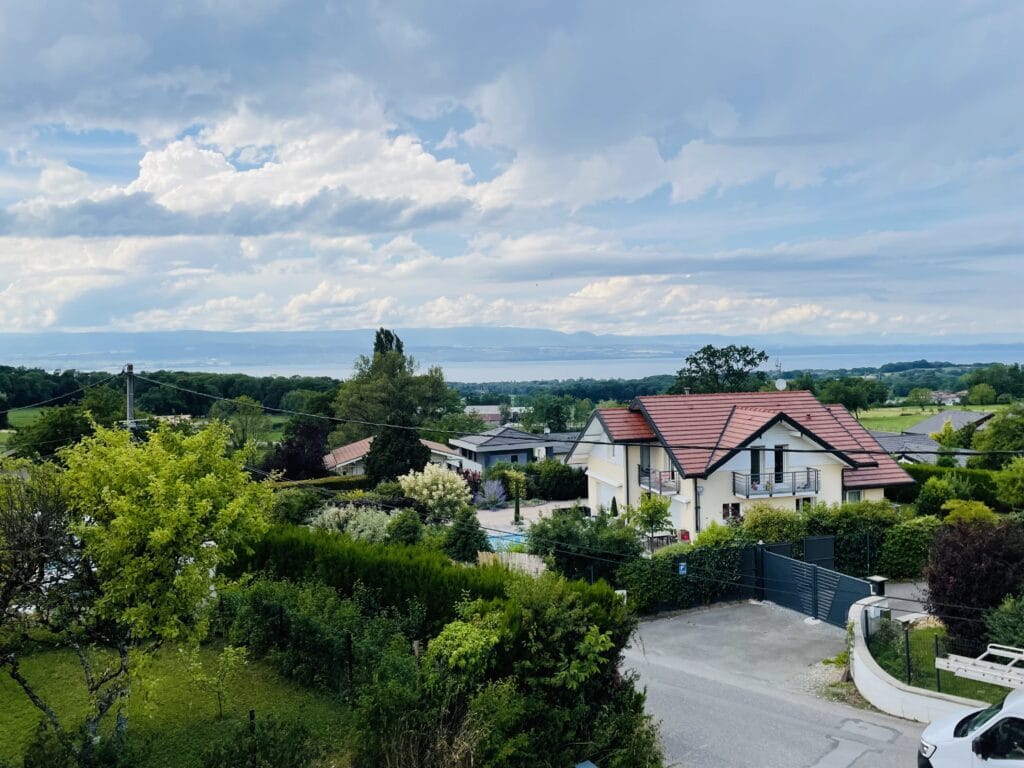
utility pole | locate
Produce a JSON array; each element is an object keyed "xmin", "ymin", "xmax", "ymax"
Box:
[{"xmin": 124, "ymin": 363, "xmax": 136, "ymax": 432}]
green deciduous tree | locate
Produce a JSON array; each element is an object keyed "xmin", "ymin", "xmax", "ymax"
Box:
[
  {"xmin": 970, "ymin": 404, "xmax": 1024, "ymax": 469},
  {"xmin": 209, "ymin": 395, "xmax": 271, "ymax": 452},
  {"xmin": 626, "ymin": 495, "xmax": 673, "ymax": 552},
  {"xmin": 817, "ymin": 377, "xmax": 889, "ymax": 415},
  {"xmin": 996, "ymin": 457, "xmax": 1024, "ymax": 510},
  {"xmin": 1, "ymin": 423, "xmax": 270, "ymax": 765},
  {"xmin": 966, "ymin": 383, "xmax": 997, "ymax": 405},
  {"xmin": 905, "ymin": 387, "xmax": 934, "ymax": 408},
  {"xmin": 181, "ymin": 645, "xmax": 249, "ymax": 720},
  {"xmin": 668, "ymin": 344, "xmax": 768, "ymax": 394}
]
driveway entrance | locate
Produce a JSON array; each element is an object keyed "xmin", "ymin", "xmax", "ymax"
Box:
[{"xmin": 624, "ymin": 601, "xmax": 924, "ymax": 767}]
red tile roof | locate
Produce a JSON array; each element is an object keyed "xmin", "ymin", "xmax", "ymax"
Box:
[
  {"xmin": 596, "ymin": 408, "xmax": 656, "ymax": 441},
  {"xmin": 323, "ymin": 436, "xmax": 458, "ymax": 470},
  {"xmin": 627, "ymin": 391, "xmax": 912, "ymax": 488}
]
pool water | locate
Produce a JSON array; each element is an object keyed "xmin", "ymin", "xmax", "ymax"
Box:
[{"xmin": 487, "ymin": 532, "xmax": 526, "ymax": 551}]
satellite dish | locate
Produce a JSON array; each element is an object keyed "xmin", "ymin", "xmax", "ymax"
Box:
[{"xmin": 774, "ymin": 378, "xmax": 787, "ymax": 391}]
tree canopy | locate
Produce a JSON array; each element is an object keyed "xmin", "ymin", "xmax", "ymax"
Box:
[{"xmin": 667, "ymin": 344, "xmax": 769, "ymax": 394}]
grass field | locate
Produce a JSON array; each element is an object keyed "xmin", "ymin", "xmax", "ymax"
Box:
[
  {"xmin": 857, "ymin": 404, "xmax": 1008, "ymax": 433},
  {"xmin": 0, "ymin": 645, "xmax": 353, "ymax": 767},
  {"xmin": 870, "ymin": 625, "xmax": 1009, "ymax": 704}
]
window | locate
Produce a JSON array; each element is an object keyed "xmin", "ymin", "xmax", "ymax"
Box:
[
  {"xmin": 774, "ymin": 444, "xmax": 786, "ymax": 484},
  {"xmin": 844, "ymin": 490, "xmax": 862, "ymax": 503},
  {"xmin": 510, "ymin": 455, "xmax": 519, "ymax": 464},
  {"xmin": 722, "ymin": 503, "xmax": 740, "ymax": 520},
  {"xmin": 795, "ymin": 497, "xmax": 814, "ymax": 512},
  {"xmin": 987, "ymin": 717, "xmax": 1024, "ymax": 760}
]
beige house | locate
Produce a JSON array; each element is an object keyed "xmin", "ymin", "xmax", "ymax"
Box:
[
  {"xmin": 566, "ymin": 391, "xmax": 913, "ymax": 538},
  {"xmin": 323, "ymin": 436, "xmax": 462, "ymax": 476}
]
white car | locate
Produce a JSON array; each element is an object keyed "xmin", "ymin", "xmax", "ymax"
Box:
[{"xmin": 919, "ymin": 688, "xmax": 1024, "ymax": 767}]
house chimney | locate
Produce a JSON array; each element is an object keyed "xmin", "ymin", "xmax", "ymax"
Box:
[
  {"xmin": 684, "ymin": 387, "xmax": 691, "ymax": 395},
  {"xmin": 543, "ymin": 426, "xmax": 551, "ymax": 434}
]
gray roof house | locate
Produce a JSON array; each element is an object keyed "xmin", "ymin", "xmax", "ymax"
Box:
[
  {"xmin": 449, "ymin": 426, "xmax": 579, "ymax": 471},
  {"xmin": 904, "ymin": 410, "xmax": 993, "ymax": 436},
  {"xmin": 870, "ymin": 431, "xmax": 975, "ymax": 467}
]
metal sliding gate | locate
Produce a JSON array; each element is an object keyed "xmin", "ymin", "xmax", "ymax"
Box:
[{"xmin": 761, "ymin": 543, "xmax": 872, "ymax": 628}]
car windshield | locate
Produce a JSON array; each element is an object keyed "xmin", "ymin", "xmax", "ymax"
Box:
[{"xmin": 954, "ymin": 697, "xmax": 1006, "ymax": 738}]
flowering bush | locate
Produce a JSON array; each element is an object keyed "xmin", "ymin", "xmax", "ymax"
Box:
[
  {"xmin": 309, "ymin": 503, "xmax": 390, "ymax": 543},
  {"xmin": 398, "ymin": 464, "xmax": 471, "ymax": 522},
  {"xmin": 475, "ymin": 479, "xmax": 508, "ymax": 510}
]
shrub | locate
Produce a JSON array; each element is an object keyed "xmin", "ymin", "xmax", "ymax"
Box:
[
  {"xmin": 742, "ymin": 505, "xmax": 805, "ymax": 545},
  {"xmin": 399, "ymin": 464, "xmax": 472, "ymax": 523},
  {"xmin": 692, "ymin": 521, "xmax": 736, "ymax": 548},
  {"xmin": 986, "ymin": 592, "xmax": 1024, "ymax": 647},
  {"xmin": 201, "ymin": 715, "xmax": 321, "ymax": 768},
  {"xmin": 475, "ymin": 479, "xmax": 508, "ymax": 509},
  {"xmin": 308, "ymin": 503, "xmax": 391, "ymax": 543},
  {"xmin": 878, "ymin": 515, "xmax": 941, "ymax": 579},
  {"xmin": 617, "ymin": 544, "xmax": 747, "ymax": 614},
  {"xmin": 941, "ymin": 500, "xmax": 999, "ymax": 526},
  {"xmin": 387, "ymin": 507, "xmax": 424, "ymax": 545},
  {"xmin": 373, "ymin": 481, "xmax": 405, "ymax": 498},
  {"xmin": 652, "ymin": 541, "xmax": 692, "ymax": 560},
  {"xmin": 915, "ymin": 477, "xmax": 955, "ymax": 517},
  {"xmin": 269, "ymin": 488, "xmax": 322, "ymax": 525},
  {"xmin": 886, "ymin": 464, "xmax": 1005, "ymax": 510},
  {"xmin": 926, "ymin": 520, "xmax": 1024, "ymax": 643},
  {"xmin": 801, "ymin": 501, "xmax": 905, "ymax": 577},
  {"xmin": 527, "ymin": 507, "xmax": 643, "ymax": 585},
  {"xmin": 271, "ymin": 474, "xmax": 373, "ymax": 491},
  {"xmin": 444, "ymin": 506, "xmax": 492, "ymax": 563},
  {"xmin": 457, "ymin": 468, "xmax": 482, "ymax": 496},
  {"xmin": 231, "ymin": 526, "xmax": 510, "ymax": 632},
  {"xmin": 996, "ymin": 457, "xmax": 1024, "ymax": 510},
  {"xmin": 523, "ymin": 459, "xmax": 587, "ymax": 501}
]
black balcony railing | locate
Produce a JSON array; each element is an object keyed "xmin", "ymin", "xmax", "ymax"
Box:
[
  {"xmin": 732, "ymin": 467, "xmax": 820, "ymax": 498},
  {"xmin": 639, "ymin": 466, "xmax": 680, "ymax": 494}
]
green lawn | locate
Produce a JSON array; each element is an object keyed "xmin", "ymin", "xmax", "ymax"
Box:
[
  {"xmin": 7, "ymin": 407, "xmax": 44, "ymax": 429},
  {"xmin": 869, "ymin": 625, "xmax": 1010, "ymax": 704},
  {"xmin": 857, "ymin": 404, "xmax": 1008, "ymax": 433},
  {"xmin": 0, "ymin": 646, "xmax": 353, "ymax": 767}
]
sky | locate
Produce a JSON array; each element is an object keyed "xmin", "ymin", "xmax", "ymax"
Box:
[{"xmin": 0, "ymin": 1, "xmax": 1022, "ymax": 339}]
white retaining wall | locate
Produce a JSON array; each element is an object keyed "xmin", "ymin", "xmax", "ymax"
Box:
[{"xmin": 848, "ymin": 596, "xmax": 987, "ymax": 723}]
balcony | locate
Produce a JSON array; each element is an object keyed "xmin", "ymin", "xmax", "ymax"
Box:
[
  {"xmin": 639, "ymin": 466, "xmax": 680, "ymax": 495},
  {"xmin": 732, "ymin": 467, "xmax": 820, "ymax": 499}
]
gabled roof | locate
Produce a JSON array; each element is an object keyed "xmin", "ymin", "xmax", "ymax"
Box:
[
  {"xmin": 595, "ymin": 408, "xmax": 656, "ymax": 441},
  {"xmin": 449, "ymin": 426, "xmax": 558, "ymax": 452},
  {"xmin": 323, "ymin": 436, "xmax": 459, "ymax": 470},
  {"xmin": 904, "ymin": 410, "xmax": 992, "ymax": 435},
  {"xmin": 870, "ymin": 430, "xmax": 975, "ymax": 467},
  {"xmin": 625, "ymin": 391, "xmax": 912, "ymax": 488}
]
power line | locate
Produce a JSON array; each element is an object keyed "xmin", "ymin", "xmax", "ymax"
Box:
[{"xmin": 132, "ymin": 374, "xmax": 1022, "ymax": 459}]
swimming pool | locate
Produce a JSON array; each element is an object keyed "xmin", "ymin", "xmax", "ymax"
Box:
[{"xmin": 486, "ymin": 532, "xmax": 526, "ymax": 551}]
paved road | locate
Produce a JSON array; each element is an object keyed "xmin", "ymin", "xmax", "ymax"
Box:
[{"xmin": 624, "ymin": 601, "xmax": 924, "ymax": 767}]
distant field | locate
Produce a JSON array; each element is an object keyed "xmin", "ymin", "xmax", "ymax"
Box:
[
  {"xmin": 857, "ymin": 404, "xmax": 1008, "ymax": 433},
  {"xmin": 7, "ymin": 406, "xmax": 44, "ymax": 429}
]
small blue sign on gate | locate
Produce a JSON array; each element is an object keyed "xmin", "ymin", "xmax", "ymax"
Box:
[{"xmin": 678, "ymin": 562, "xmax": 687, "ymax": 575}]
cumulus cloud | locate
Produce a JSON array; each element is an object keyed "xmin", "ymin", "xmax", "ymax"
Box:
[{"xmin": 0, "ymin": 1, "xmax": 1021, "ymax": 339}]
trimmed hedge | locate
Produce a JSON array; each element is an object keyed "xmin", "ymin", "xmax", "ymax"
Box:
[
  {"xmin": 802, "ymin": 501, "xmax": 906, "ymax": 577},
  {"xmin": 878, "ymin": 515, "xmax": 942, "ymax": 579},
  {"xmin": 617, "ymin": 544, "xmax": 747, "ymax": 614},
  {"xmin": 269, "ymin": 474, "xmax": 374, "ymax": 491},
  {"xmin": 230, "ymin": 525, "xmax": 510, "ymax": 632},
  {"xmin": 885, "ymin": 464, "xmax": 1006, "ymax": 511}
]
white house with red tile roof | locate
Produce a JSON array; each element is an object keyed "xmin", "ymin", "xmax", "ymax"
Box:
[
  {"xmin": 566, "ymin": 391, "xmax": 913, "ymax": 538},
  {"xmin": 323, "ymin": 436, "xmax": 463, "ymax": 476}
]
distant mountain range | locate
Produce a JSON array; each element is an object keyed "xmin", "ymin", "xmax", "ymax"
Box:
[{"xmin": 0, "ymin": 329, "xmax": 1021, "ymax": 381}]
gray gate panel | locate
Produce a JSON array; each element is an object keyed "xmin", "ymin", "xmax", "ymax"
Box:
[
  {"xmin": 761, "ymin": 548, "xmax": 872, "ymax": 628},
  {"xmin": 804, "ymin": 535, "xmax": 836, "ymax": 571}
]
